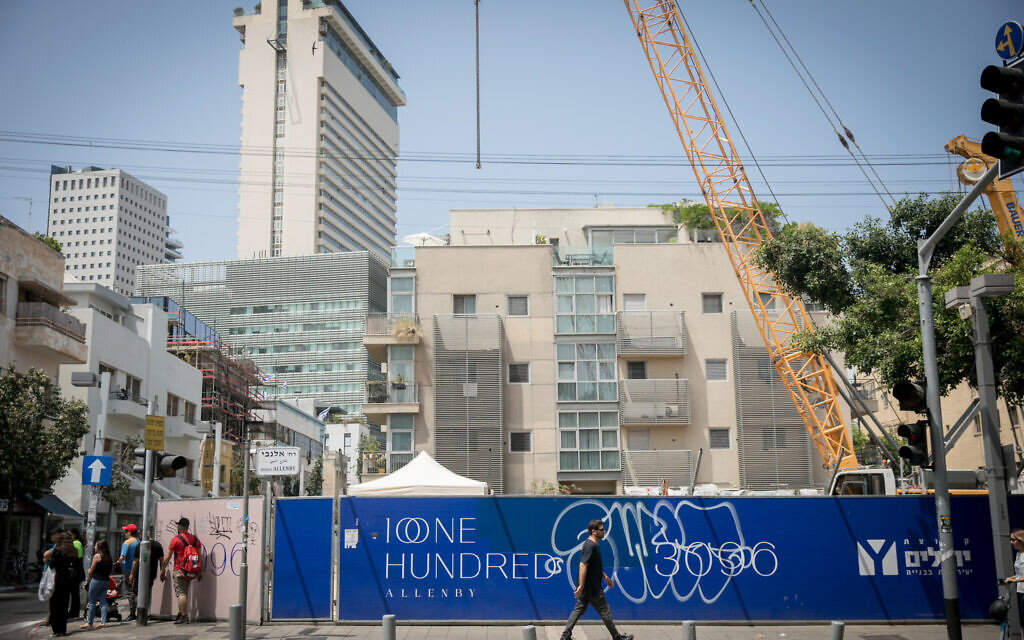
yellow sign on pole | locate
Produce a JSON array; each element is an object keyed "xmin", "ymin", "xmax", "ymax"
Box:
[{"xmin": 145, "ymin": 415, "xmax": 165, "ymax": 451}]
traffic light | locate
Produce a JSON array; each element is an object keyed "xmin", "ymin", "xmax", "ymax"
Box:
[
  {"xmin": 132, "ymin": 446, "xmax": 147, "ymax": 476},
  {"xmin": 897, "ymin": 420, "xmax": 930, "ymax": 468},
  {"xmin": 892, "ymin": 380, "xmax": 931, "ymax": 468},
  {"xmin": 980, "ymin": 60, "xmax": 1024, "ymax": 179},
  {"xmin": 156, "ymin": 453, "xmax": 187, "ymax": 479}
]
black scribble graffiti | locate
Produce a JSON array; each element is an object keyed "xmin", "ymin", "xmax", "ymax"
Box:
[{"xmin": 207, "ymin": 514, "xmax": 234, "ymax": 540}]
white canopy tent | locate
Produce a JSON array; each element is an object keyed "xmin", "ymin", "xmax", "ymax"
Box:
[{"xmin": 348, "ymin": 451, "xmax": 488, "ymax": 496}]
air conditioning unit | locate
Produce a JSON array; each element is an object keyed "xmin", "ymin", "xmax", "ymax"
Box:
[{"xmin": 664, "ymin": 404, "xmax": 680, "ymax": 418}]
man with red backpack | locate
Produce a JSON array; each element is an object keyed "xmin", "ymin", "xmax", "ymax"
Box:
[{"xmin": 162, "ymin": 517, "xmax": 202, "ymax": 624}]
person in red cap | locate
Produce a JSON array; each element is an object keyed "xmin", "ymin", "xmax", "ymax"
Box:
[{"xmin": 117, "ymin": 524, "xmax": 140, "ymax": 621}]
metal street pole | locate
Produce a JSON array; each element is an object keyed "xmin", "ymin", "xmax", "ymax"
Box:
[
  {"xmin": 213, "ymin": 422, "xmax": 223, "ymax": 498},
  {"xmin": 136, "ymin": 396, "xmax": 157, "ymax": 626},
  {"xmin": 83, "ymin": 371, "xmax": 111, "ymax": 584},
  {"xmin": 916, "ymin": 163, "xmax": 996, "ymax": 640},
  {"xmin": 947, "ymin": 274, "xmax": 1019, "ymax": 639},
  {"xmin": 238, "ymin": 428, "xmax": 251, "ymax": 640}
]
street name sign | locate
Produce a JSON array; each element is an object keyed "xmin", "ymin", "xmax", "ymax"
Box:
[
  {"xmin": 82, "ymin": 455, "xmax": 113, "ymax": 486},
  {"xmin": 145, "ymin": 415, "xmax": 165, "ymax": 451},
  {"xmin": 255, "ymin": 446, "xmax": 301, "ymax": 476}
]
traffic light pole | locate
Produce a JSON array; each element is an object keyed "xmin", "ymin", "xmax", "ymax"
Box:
[{"xmin": 916, "ymin": 164, "xmax": 996, "ymax": 640}]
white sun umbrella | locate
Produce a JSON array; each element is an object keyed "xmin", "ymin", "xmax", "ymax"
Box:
[{"xmin": 401, "ymin": 232, "xmax": 447, "ymax": 246}]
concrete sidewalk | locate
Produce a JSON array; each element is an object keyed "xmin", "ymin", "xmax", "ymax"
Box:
[{"xmin": 16, "ymin": 618, "xmax": 1001, "ymax": 640}]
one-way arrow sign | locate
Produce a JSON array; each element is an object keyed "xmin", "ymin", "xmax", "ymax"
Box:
[{"xmin": 82, "ymin": 455, "xmax": 113, "ymax": 486}]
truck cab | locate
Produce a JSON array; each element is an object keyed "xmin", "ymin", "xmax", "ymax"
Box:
[{"xmin": 830, "ymin": 468, "xmax": 896, "ymax": 496}]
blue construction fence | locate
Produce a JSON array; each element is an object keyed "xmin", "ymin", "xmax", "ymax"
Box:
[{"xmin": 270, "ymin": 494, "xmax": 1022, "ymax": 622}]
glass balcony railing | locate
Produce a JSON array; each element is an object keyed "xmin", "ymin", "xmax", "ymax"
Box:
[
  {"xmin": 15, "ymin": 302, "xmax": 86, "ymax": 342},
  {"xmin": 553, "ymin": 245, "xmax": 614, "ymax": 267},
  {"xmin": 390, "ymin": 246, "xmax": 416, "ymax": 268},
  {"xmin": 365, "ymin": 380, "xmax": 418, "ymax": 404}
]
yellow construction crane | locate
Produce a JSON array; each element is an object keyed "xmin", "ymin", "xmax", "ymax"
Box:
[
  {"xmin": 945, "ymin": 134, "xmax": 1024, "ymax": 241},
  {"xmin": 623, "ymin": 0, "xmax": 857, "ymax": 470}
]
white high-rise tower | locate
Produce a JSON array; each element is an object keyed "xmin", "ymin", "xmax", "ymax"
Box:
[{"xmin": 233, "ymin": 0, "xmax": 405, "ymax": 259}]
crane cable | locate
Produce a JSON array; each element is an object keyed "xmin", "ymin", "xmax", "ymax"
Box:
[{"xmin": 749, "ymin": 0, "xmax": 897, "ymax": 212}]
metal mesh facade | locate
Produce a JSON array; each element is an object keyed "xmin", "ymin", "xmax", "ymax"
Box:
[
  {"xmin": 731, "ymin": 312, "xmax": 814, "ymax": 489},
  {"xmin": 135, "ymin": 252, "xmax": 388, "ymax": 415},
  {"xmin": 621, "ymin": 449, "xmax": 694, "ymax": 487},
  {"xmin": 433, "ymin": 314, "xmax": 504, "ymax": 493}
]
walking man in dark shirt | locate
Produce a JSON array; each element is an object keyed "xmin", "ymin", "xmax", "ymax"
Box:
[{"xmin": 560, "ymin": 519, "xmax": 632, "ymax": 640}]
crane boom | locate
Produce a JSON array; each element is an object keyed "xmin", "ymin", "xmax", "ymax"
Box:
[
  {"xmin": 945, "ymin": 134, "xmax": 1024, "ymax": 242},
  {"xmin": 624, "ymin": 0, "xmax": 857, "ymax": 470}
]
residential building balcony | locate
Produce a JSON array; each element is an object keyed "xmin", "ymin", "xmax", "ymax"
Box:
[
  {"xmin": 13, "ymin": 302, "xmax": 87, "ymax": 363},
  {"xmin": 362, "ymin": 313, "xmax": 421, "ymax": 361},
  {"xmin": 553, "ymin": 244, "xmax": 614, "ymax": 267},
  {"xmin": 616, "ymin": 311, "xmax": 687, "ymax": 357},
  {"xmin": 618, "ymin": 378, "xmax": 691, "ymax": 425},
  {"xmin": 107, "ymin": 388, "xmax": 149, "ymax": 422},
  {"xmin": 621, "ymin": 449, "xmax": 695, "ymax": 488},
  {"xmin": 360, "ymin": 451, "xmax": 388, "ymax": 482},
  {"xmin": 850, "ymin": 382, "xmax": 881, "ymax": 417},
  {"xmin": 362, "ymin": 380, "xmax": 420, "ymax": 418},
  {"xmin": 391, "ymin": 246, "xmax": 416, "ymax": 268}
]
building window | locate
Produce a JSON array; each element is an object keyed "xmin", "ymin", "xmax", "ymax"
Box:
[
  {"xmin": 555, "ymin": 275, "xmax": 614, "ymax": 334},
  {"xmin": 709, "ymin": 428, "xmax": 731, "ymax": 450},
  {"xmin": 509, "ymin": 431, "xmax": 532, "ymax": 453},
  {"xmin": 702, "ymin": 293, "xmax": 723, "ymax": 314},
  {"xmin": 758, "ymin": 292, "xmax": 776, "ymax": 311},
  {"xmin": 973, "ymin": 414, "xmax": 982, "ymax": 436},
  {"xmin": 391, "ymin": 277, "xmax": 414, "ymax": 313},
  {"xmin": 389, "ymin": 346, "xmax": 415, "ymax": 402},
  {"xmin": 558, "ymin": 410, "xmax": 619, "ymax": 471},
  {"xmin": 623, "ymin": 294, "xmax": 646, "ymax": 312},
  {"xmin": 557, "ymin": 342, "xmax": 617, "ymax": 402},
  {"xmin": 508, "ymin": 363, "xmax": 530, "ymax": 384},
  {"xmin": 389, "ymin": 414, "xmax": 414, "ymax": 472},
  {"xmin": 453, "ymin": 294, "xmax": 476, "ymax": 315},
  {"xmin": 166, "ymin": 393, "xmax": 180, "ymax": 417},
  {"xmin": 705, "ymin": 359, "xmax": 728, "ymax": 381},
  {"xmin": 626, "ymin": 361, "xmax": 647, "ymax": 380},
  {"xmin": 184, "ymin": 402, "xmax": 197, "ymax": 425},
  {"xmin": 507, "ymin": 295, "xmax": 529, "ymax": 316}
]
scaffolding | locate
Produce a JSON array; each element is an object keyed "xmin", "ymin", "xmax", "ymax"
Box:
[{"xmin": 133, "ymin": 296, "xmax": 266, "ymax": 441}]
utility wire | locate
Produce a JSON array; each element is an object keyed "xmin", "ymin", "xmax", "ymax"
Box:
[{"xmin": 750, "ymin": 0, "xmax": 896, "ymax": 210}]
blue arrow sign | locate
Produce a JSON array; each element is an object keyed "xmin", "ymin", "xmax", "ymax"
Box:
[
  {"xmin": 82, "ymin": 455, "xmax": 113, "ymax": 486},
  {"xmin": 996, "ymin": 21, "xmax": 1024, "ymax": 60}
]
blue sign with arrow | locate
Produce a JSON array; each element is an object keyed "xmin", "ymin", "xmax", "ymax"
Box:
[
  {"xmin": 82, "ymin": 455, "xmax": 113, "ymax": 486},
  {"xmin": 996, "ymin": 21, "xmax": 1024, "ymax": 60}
]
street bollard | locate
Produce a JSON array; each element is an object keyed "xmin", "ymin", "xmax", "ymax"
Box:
[
  {"xmin": 681, "ymin": 620, "xmax": 696, "ymax": 640},
  {"xmin": 522, "ymin": 625, "xmax": 537, "ymax": 640},
  {"xmin": 229, "ymin": 604, "xmax": 243, "ymax": 640},
  {"xmin": 829, "ymin": 621, "xmax": 845, "ymax": 640},
  {"xmin": 382, "ymin": 614, "xmax": 396, "ymax": 640}
]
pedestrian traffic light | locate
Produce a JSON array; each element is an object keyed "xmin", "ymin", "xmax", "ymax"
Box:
[
  {"xmin": 156, "ymin": 453, "xmax": 187, "ymax": 479},
  {"xmin": 891, "ymin": 380, "xmax": 928, "ymax": 413},
  {"xmin": 132, "ymin": 446, "xmax": 147, "ymax": 476},
  {"xmin": 897, "ymin": 419, "xmax": 930, "ymax": 468},
  {"xmin": 980, "ymin": 60, "xmax": 1024, "ymax": 179},
  {"xmin": 892, "ymin": 380, "xmax": 931, "ymax": 468}
]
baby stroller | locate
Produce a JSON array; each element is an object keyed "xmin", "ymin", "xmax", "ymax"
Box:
[{"xmin": 104, "ymin": 577, "xmax": 123, "ymax": 623}]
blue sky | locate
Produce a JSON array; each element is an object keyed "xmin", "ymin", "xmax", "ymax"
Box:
[{"xmin": 0, "ymin": 1, "xmax": 1016, "ymax": 262}]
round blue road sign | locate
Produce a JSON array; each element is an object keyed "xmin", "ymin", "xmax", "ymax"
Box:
[{"xmin": 996, "ymin": 21, "xmax": 1024, "ymax": 60}]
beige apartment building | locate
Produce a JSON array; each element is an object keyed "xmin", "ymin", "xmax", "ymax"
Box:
[
  {"xmin": 363, "ymin": 206, "xmax": 839, "ymax": 494},
  {"xmin": 233, "ymin": 0, "xmax": 405, "ymax": 259},
  {"xmin": 0, "ymin": 215, "xmax": 86, "ymax": 377}
]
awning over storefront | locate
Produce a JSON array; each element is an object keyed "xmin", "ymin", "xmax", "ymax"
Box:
[{"xmin": 34, "ymin": 493, "xmax": 83, "ymax": 518}]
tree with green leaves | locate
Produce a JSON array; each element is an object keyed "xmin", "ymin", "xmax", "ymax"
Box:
[
  {"xmin": 658, "ymin": 200, "xmax": 785, "ymax": 239},
  {"xmin": 0, "ymin": 365, "xmax": 89, "ymax": 576},
  {"xmin": 31, "ymin": 232, "xmax": 62, "ymax": 254},
  {"xmin": 753, "ymin": 193, "xmax": 1024, "ymax": 405},
  {"xmin": 305, "ymin": 456, "xmax": 323, "ymax": 496},
  {"xmin": 100, "ymin": 435, "xmax": 143, "ymax": 509}
]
